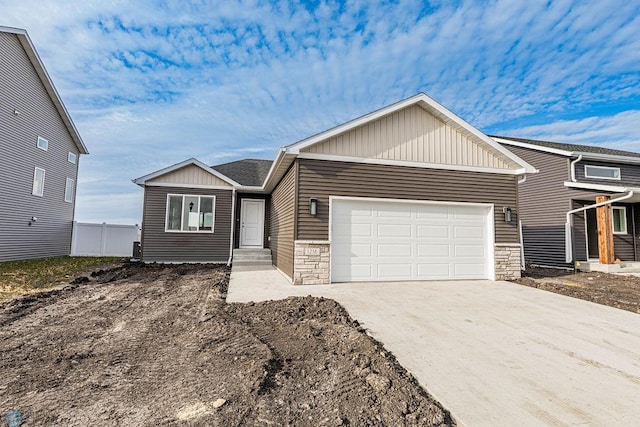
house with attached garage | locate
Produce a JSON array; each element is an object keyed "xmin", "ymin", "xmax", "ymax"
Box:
[
  {"xmin": 0, "ymin": 26, "xmax": 88, "ymax": 262},
  {"xmin": 134, "ymin": 93, "xmax": 537, "ymax": 284},
  {"xmin": 495, "ymin": 136, "xmax": 640, "ymax": 272}
]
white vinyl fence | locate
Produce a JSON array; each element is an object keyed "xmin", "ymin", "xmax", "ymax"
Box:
[{"xmin": 71, "ymin": 222, "xmax": 141, "ymax": 257}]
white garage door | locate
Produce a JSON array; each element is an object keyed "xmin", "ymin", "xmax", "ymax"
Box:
[{"xmin": 331, "ymin": 198, "xmax": 492, "ymax": 282}]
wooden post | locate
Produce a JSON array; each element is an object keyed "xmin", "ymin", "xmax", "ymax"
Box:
[{"xmin": 596, "ymin": 196, "xmax": 615, "ymax": 264}]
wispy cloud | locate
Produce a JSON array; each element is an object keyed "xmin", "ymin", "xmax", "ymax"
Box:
[{"xmin": 1, "ymin": 0, "xmax": 638, "ymax": 222}]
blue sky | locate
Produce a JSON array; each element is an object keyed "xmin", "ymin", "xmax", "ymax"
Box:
[{"xmin": 2, "ymin": 0, "xmax": 639, "ymax": 224}]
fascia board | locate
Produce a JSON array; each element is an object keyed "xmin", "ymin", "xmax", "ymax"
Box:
[{"xmin": 493, "ymin": 137, "xmax": 574, "ymax": 157}]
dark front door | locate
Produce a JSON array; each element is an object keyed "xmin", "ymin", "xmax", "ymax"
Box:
[{"xmin": 586, "ymin": 208, "xmax": 598, "ymax": 259}]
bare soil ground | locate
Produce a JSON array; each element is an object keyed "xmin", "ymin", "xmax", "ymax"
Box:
[
  {"xmin": 0, "ymin": 263, "xmax": 453, "ymax": 426},
  {"xmin": 513, "ymin": 267, "xmax": 640, "ymax": 314}
]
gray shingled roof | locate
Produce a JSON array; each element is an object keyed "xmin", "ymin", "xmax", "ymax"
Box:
[
  {"xmin": 491, "ymin": 135, "xmax": 640, "ymax": 159},
  {"xmin": 212, "ymin": 159, "xmax": 273, "ymax": 186}
]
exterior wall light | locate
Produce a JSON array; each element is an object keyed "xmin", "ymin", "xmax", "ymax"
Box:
[
  {"xmin": 503, "ymin": 207, "xmax": 512, "ymax": 223},
  {"xmin": 309, "ymin": 198, "xmax": 318, "ymax": 216}
]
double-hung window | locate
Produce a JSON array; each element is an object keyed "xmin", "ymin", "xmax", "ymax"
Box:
[
  {"xmin": 32, "ymin": 167, "xmax": 45, "ymax": 196},
  {"xmin": 584, "ymin": 165, "xmax": 620, "ymax": 180},
  {"xmin": 165, "ymin": 194, "xmax": 215, "ymax": 232}
]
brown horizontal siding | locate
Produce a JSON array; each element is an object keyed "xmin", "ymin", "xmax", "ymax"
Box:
[
  {"xmin": 270, "ymin": 163, "xmax": 297, "ymax": 278},
  {"xmin": 233, "ymin": 193, "xmax": 270, "ymax": 249},
  {"xmin": 297, "ymin": 158, "xmax": 519, "ymax": 243},
  {"xmin": 141, "ymin": 186, "xmax": 232, "ymax": 262}
]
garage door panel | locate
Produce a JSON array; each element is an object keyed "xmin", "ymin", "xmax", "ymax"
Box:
[
  {"xmin": 377, "ymin": 263, "xmax": 412, "ymax": 278},
  {"xmin": 417, "ymin": 244, "xmax": 450, "ymax": 257},
  {"xmin": 417, "ymin": 263, "xmax": 450, "ymax": 277},
  {"xmin": 454, "ymin": 226, "xmax": 484, "ymax": 239},
  {"xmin": 378, "ymin": 244, "xmax": 411, "ymax": 257},
  {"xmin": 331, "ymin": 199, "xmax": 490, "ymax": 282},
  {"xmin": 417, "ymin": 225, "xmax": 449, "ymax": 238},
  {"xmin": 378, "ymin": 224, "xmax": 412, "ymax": 238},
  {"xmin": 454, "ymin": 263, "xmax": 486, "ymax": 276},
  {"xmin": 455, "ymin": 245, "xmax": 485, "ymax": 257}
]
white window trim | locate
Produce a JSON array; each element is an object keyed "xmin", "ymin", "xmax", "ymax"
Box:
[
  {"xmin": 37, "ymin": 136, "xmax": 48, "ymax": 151},
  {"xmin": 64, "ymin": 178, "xmax": 74, "ymax": 203},
  {"xmin": 612, "ymin": 206, "xmax": 627, "ymax": 234},
  {"xmin": 68, "ymin": 152, "xmax": 77, "ymax": 164},
  {"xmin": 584, "ymin": 164, "xmax": 621, "ymax": 180},
  {"xmin": 32, "ymin": 167, "xmax": 45, "ymax": 197},
  {"xmin": 164, "ymin": 194, "xmax": 216, "ymax": 233}
]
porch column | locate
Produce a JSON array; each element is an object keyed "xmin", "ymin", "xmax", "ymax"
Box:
[{"xmin": 596, "ymin": 195, "xmax": 615, "ymax": 264}]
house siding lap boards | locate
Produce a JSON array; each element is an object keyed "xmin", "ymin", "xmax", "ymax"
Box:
[
  {"xmin": 270, "ymin": 163, "xmax": 297, "ymax": 278},
  {"xmin": 0, "ymin": 32, "xmax": 80, "ymax": 261},
  {"xmin": 293, "ymin": 158, "xmax": 521, "ymax": 283},
  {"xmin": 140, "ymin": 186, "xmax": 232, "ymax": 262}
]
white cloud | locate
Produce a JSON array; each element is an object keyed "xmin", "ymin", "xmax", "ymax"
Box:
[{"xmin": 1, "ymin": 0, "xmax": 638, "ymax": 223}]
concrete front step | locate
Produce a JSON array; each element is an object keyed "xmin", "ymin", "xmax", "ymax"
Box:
[{"xmin": 233, "ymin": 248, "xmax": 272, "ymax": 265}]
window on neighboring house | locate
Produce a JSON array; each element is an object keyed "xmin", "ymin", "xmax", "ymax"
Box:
[
  {"xmin": 612, "ymin": 206, "xmax": 627, "ymax": 234},
  {"xmin": 32, "ymin": 167, "xmax": 45, "ymax": 196},
  {"xmin": 64, "ymin": 178, "xmax": 74, "ymax": 203},
  {"xmin": 165, "ymin": 194, "xmax": 215, "ymax": 232},
  {"xmin": 584, "ymin": 165, "xmax": 620, "ymax": 180},
  {"xmin": 37, "ymin": 136, "xmax": 48, "ymax": 151},
  {"xmin": 68, "ymin": 152, "xmax": 77, "ymax": 164}
]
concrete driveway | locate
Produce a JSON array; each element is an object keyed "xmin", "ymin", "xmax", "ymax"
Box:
[{"xmin": 228, "ymin": 266, "xmax": 640, "ymax": 426}]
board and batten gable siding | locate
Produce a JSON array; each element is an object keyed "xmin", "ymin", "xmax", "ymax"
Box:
[
  {"xmin": 0, "ymin": 31, "xmax": 80, "ymax": 261},
  {"xmin": 141, "ymin": 186, "xmax": 232, "ymax": 262},
  {"xmin": 269, "ymin": 163, "xmax": 297, "ymax": 278},
  {"xmin": 574, "ymin": 160, "xmax": 640, "ymax": 188},
  {"xmin": 302, "ymin": 104, "xmax": 519, "ymax": 170},
  {"xmin": 147, "ymin": 164, "xmax": 232, "ymax": 187},
  {"xmin": 296, "ymin": 158, "xmax": 519, "ymax": 243}
]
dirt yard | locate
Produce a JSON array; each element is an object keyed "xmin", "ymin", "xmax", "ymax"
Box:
[
  {"xmin": 514, "ymin": 267, "xmax": 640, "ymax": 314},
  {"xmin": 0, "ymin": 263, "xmax": 453, "ymax": 426}
]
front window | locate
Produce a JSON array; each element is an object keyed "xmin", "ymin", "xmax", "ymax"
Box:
[
  {"xmin": 584, "ymin": 165, "xmax": 620, "ymax": 180},
  {"xmin": 612, "ymin": 207, "xmax": 627, "ymax": 234},
  {"xmin": 165, "ymin": 194, "xmax": 215, "ymax": 232}
]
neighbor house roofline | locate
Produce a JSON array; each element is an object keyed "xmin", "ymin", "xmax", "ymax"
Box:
[
  {"xmin": 494, "ymin": 136, "xmax": 640, "ymax": 165},
  {"xmin": 0, "ymin": 26, "xmax": 88, "ymax": 154},
  {"xmin": 132, "ymin": 158, "xmax": 241, "ymax": 187}
]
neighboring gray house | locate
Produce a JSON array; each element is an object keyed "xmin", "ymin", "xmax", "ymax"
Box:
[
  {"xmin": 495, "ymin": 136, "xmax": 640, "ymax": 268},
  {"xmin": 0, "ymin": 27, "xmax": 88, "ymax": 261},
  {"xmin": 134, "ymin": 93, "xmax": 536, "ymax": 284}
]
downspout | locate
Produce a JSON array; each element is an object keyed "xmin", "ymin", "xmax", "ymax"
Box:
[
  {"xmin": 633, "ymin": 205, "xmax": 638, "ymax": 261},
  {"xmin": 564, "ymin": 191, "xmax": 634, "ymax": 263},
  {"xmin": 227, "ymin": 188, "xmax": 237, "ymax": 266},
  {"xmin": 517, "ymin": 174, "xmax": 526, "ymax": 268},
  {"xmin": 570, "ymin": 154, "xmax": 583, "ymax": 182}
]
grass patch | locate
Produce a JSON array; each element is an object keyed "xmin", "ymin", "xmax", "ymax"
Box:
[{"xmin": 0, "ymin": 256, "xmax": 123, "ymax": 302}]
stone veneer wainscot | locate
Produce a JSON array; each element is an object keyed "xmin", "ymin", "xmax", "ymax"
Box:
[
  {"xmin": 494, "ymin": 244, "xmax": 522, "ymax": 280},
  {"xmin": 293, "ymin": 240, "xmax": 330, "ymax": 285}
]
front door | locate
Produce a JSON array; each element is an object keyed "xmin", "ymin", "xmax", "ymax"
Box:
[
  {"xmin": 240, "ymin": 199, "xmax": 264, "ymax": 248},
  {"xmin": 586, "ymin": 208, "xmax": 599, "ymax": 259}
]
